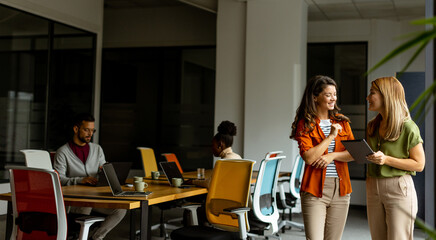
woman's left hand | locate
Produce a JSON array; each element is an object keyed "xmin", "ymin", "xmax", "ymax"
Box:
[
  {"xmin": 366, "ymin": 151, "xmax": 386, "ymax": 165},
  {"xmin": 311, "ymin": 154, "xmax": 334, "ymax": 168}
]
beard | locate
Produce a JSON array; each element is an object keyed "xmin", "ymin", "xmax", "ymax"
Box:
[{"xmin": 78, "ymin": 134, "xmax": 92, "ymax": 144}]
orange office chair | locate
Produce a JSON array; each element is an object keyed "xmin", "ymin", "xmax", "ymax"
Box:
[
  {"xmin": 137, "ymin": 147, "xmax": 158, "ymax": 178},
  {"xmin": 8, "ymin": 166, "xmax": 104, "ymax": 240},
  {"xmin": 161, "ymin": 153, "xmax": 183, "ymax": 173},
  {"xmin": 171, "ymin": 159, "xmax": 256, "ymax": 240}
]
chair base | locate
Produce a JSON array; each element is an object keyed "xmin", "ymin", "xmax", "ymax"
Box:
[
  {"xmin": 278, "ymin": 220, "xmax": 304, "ymax": 232},
  {"xmin": 171, "ymin": 226, "xmax": 240, "ymax": 240}
]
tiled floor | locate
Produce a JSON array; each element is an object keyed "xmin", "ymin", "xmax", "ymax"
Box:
[{"xmin": 0, "ymin": 206, "xmax": 428, "ymax": 239}]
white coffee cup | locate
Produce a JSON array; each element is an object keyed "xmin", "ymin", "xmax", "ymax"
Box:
[
  {"xmin": 133, "ymin": 176, "xmax": 143, "ymax": 182},
  {"xmin": 134, "ymin": 181, "xmax": 148, "ymax": 192},
  {"xmin": 151, "ymin": 171, "xmax": 160, "ymax": 180},
  {"xmin": 172, "ymin": 178, "xmax": 183, "ymax": 187}
]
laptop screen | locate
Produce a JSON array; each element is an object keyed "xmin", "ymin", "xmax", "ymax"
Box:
[
  {"xmin": 102, "ymin": 163, "xmax": 123, "ymax": 195},
  {"xmin": 160, "ymin": 161, "xmax": 184, "ymax": 185}
]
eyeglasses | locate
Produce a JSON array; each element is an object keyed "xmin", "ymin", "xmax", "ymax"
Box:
[{"xmin": 81, "ymin": 128, "xmax": 97, "ymax": 134}]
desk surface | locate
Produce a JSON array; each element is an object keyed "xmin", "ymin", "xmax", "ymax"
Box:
[
  {"xmin": 0, "ymin": 192, "xmax": 141, "ymax": 209},
  {"xmin": 62, "ymin": 182, "xmax": 207, "ymax": 205}
]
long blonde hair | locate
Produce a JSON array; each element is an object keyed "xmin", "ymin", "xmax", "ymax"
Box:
[{"xmin": 367, "ymin": 76, "xmax": 410, "ymax": 141}]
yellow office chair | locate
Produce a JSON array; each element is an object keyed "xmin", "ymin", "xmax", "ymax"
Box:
[
  {"xmin": 137, "ymin": 147, "xmax": 158, "ymax": 178},
  {"xmin": 171, "ymin": 159, "xmax": 256, "ymax": 240}
]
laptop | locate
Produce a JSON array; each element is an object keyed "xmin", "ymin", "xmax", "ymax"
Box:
[
  {"xmin": 102, "ymin": 163, "xmax": 152, "ymax": 196},
  {"xmin": 159, "ymin": 161, "xmax": 196, "ymax": 187},
  {"xmin": 96, "ymin": 162, "xmax": 132, "ymax": 187}
]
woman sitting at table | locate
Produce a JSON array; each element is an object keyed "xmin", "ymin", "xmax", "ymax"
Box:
[{"xmin": 191, "ymin": 120, "xmax": 241, "ymax": 188}]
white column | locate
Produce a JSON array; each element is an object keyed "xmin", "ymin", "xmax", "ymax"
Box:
[
  {"xmin": 244, "ymin": 0, "xmax": 307, "ymax": 170},
  {"xmin": 215, "ymin": 0, "xmax": 247, "ymax": 159},
  {"xmin": 215, "ymin": 0, "xmax": 307, "ymax": 170}
]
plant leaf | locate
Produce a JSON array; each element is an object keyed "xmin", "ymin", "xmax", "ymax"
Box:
[
  {"xmin": 399, "ymin": 41, "xmax": 429, "ymax": 74},
  {"xmin": 412, "ymin": 17, "xmax": 436, "ymax": 25},
  {"xmin": 366, "ymin": 29, "xmax": 436, "ymax": 76}
]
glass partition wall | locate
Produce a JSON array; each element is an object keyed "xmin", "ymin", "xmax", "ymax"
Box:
[{"xmin": 0, "ymin": 5, "xmax": 96, "ymax": 180}]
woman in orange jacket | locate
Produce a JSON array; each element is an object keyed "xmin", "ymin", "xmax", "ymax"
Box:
[{"xmin": 290, "ymin": 75, "xmax": 355, "ymax": 240}]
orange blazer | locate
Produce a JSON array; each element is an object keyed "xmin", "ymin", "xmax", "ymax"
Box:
[{"xmin": 294, "ymin": 116, "xmax": 354, "ymax": 197}]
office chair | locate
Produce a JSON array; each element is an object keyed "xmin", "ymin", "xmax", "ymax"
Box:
[
  {"xmin": 161, "ymin": 153, "xmax": 183, "ymax": 173},
  {"xmin": 277, "ymin": 155, "xmax": 305, "ymax": 232},
  {"xmin": 247, "ymin": 154, "xmax": 285, "ymax": 239},
  {"xmin": 8, "ymin": 166, "xmax": 104, "ymax": 240},
  {"xmin": 137, "ymin": 147, "xmax": 158, "ymax": 178},
  {"xmin": 20, "ymin": 149, "xmax": 53, "ymax": 170},
  {"xmin": 171, "ymin": 159, "xmax": 255, "ymax": 240},
  {"xmin": 137, "ymin": 147, "xmax": 180, "ymax": 238}
]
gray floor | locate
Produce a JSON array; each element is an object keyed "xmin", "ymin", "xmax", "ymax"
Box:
[
  {"xmin": 0, "ymin": 206, "xmax": 428, "ymax": 239},
  {"xmin": 104, "ymin": 205, "xmax": 426, "ymax": 240}
]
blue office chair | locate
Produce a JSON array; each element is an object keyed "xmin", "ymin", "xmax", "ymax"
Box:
[
  {"xmin": 277, "ymin": 155, "xmax": 305, "ymax": 232},
  {"xmin": 247, "ymin": 152, "xmax": 285, "ymax": 239}
]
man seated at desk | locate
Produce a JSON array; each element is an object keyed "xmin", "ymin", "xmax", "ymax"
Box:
[{"xmin": 53, "ymin": 113, "xmax": 127, "ymax": 240}]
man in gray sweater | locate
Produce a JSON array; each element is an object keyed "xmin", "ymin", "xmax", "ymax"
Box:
[{"xmin": 53, "ymin": 113, "xmax": 126, "ymax": 240}]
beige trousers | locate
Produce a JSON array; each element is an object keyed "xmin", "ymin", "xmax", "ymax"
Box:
[
  {"xmin": 366, "ymin": 175, "xmax": 417, "ymax": 240},
  {"xmin": 300, "ymin": 177, "xmax": 350, "ymax": 240}
]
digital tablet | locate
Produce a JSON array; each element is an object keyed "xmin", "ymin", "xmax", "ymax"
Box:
[{"xmin": 342, "ymin": 139, "xmax": 374, "ymax": 164}]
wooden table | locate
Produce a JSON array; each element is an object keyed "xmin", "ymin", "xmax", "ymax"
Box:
[
  {"xmin": 63, "ymin": 182, "xmax": 207, "ymax": 240},
  {"xmin": 0, "ymin": 182, "xmax": 207, "ymax": 240}
]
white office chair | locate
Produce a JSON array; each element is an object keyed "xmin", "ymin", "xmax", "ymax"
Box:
[
  {"xmin": 8, "ymin": 166, "xmax": 104, "ymax": 240},
  {"xmin": 20, "ymin": 149, "xmax": 53, "ymax": 170}
]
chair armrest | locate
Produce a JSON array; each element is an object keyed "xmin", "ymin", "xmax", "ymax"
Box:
[
  {"xmin": 75, "ymin": 215, "xmax": 105, "ymax": 224},
  {"xmin": 277, "ymin": 176, "xmax": 290, "ymax": 183},
  {"xmin": 223, "ymin": 207, "xmax": 250, "ymax": 214},
  {"xmin": 223, "ymin": 207, "xmax": 250, "ymax": 239},
  {"xmin": 180, "ymin": 202, "xmax": 203, "ymax": 226}
]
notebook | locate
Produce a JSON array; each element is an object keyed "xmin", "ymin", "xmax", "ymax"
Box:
[
  {"xmin": 342, "ymin": 139, "xmax": 374, "ymax": 164},
  {"xmin": 96, "ymin": 162, "xmax": 132, "ymax": 187},
  {"xmin": 159, "ymin": 161, "xmax": 196, "ymax": 187},
  {"xmin": 102, "ymin": 163, "xmax": 151, "ymax": 196}
]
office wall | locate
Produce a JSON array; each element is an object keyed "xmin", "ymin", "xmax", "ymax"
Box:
[
  {"xmin": 0, "ymin": 0, "xmax": 103, "ymax": 33},
  {"xmin": 0, "ymin": 0, "xmax": 104, "ymax": 215},
  {"xmin": 103, "ymin": 6, "xmax": 216, "ymax": 48}
]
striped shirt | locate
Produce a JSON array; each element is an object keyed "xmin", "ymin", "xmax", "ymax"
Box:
[{"xmin": 319, "ymin": 119, "xmax": 338, "ymax": 177}]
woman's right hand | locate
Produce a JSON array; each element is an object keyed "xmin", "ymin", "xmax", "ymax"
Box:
[{"xmin": 329, "ymin": 123, "xmax": 342, "ymax": 138}]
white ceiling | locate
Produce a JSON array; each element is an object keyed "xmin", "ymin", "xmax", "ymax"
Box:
[
  {"xmin": 305, "ymin": 0, "xmax": 426, "ymax": 21},
  {"xmin": 104, "ymin": 0, "xmax": 426, "ymax": 21}
]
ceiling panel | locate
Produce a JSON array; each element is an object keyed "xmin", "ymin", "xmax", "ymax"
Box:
[{"xmin": 104, "ymin": 0, "xmax": 426, "ymax": 21}]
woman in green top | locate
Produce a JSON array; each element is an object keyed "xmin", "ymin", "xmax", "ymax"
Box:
[{"xmin": 365, "ymin": 76, "xmax": 425, "ymax": 240}]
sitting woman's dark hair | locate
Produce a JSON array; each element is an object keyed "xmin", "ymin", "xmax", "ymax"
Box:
[{"xmin": 214, "ymin": 120, "xmax": 237, "ymax": 148}]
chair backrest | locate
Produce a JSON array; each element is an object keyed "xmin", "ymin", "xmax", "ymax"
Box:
[
  {"xmin": 137, "ymin": 147, "xmax": 158, "ymax": 178},
  {"xmin": 264, "ymin": 151, "xmax": 283, "ymax": 159},
  {"xmin": 206, "ymin": 159, "xmax": 255, "ymax": 231},
  {"xmin": 8, "ymin": 166, "xmax": 67, "ymax": 240},
  {"xmin": 251, "ymin": 155, "xmax": 284, "ymax": 233},
  {"xmin": 161, "ymin": 153, "xmax": 183, "ymax": 173},
  {"xmin": 20, "ymin": 149, "xmax": 53, "ymax": 170},
  {"xmin": 289, "ymin": 155, "xmax": 305, "ymax": 198}
]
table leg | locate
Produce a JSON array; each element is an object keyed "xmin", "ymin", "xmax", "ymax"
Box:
[
  {"xmin": 130, "ymin": 209, "xmax": 136, "ymax": 240},
  {"xmin": 5, "ymin": 201, "xmax": 12, "ymax": 240},
  {"xmin": 139, "ymin": 200, "xmax": 150, "ymax": 240}
]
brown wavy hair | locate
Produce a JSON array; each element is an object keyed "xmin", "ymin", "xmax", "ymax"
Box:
[{"xmin": 290, "ymin": 75, "xmax": 350, "ymax": 139}]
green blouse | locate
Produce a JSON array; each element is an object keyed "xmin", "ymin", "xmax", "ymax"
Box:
[{"xmin": 367, "ymin": 119, "xmax": 423, "ymax": 178}]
